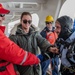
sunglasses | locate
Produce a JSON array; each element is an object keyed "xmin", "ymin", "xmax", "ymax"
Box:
[
  {"xmin": 0, "ymin": 14, "xmax": 5, "ymax": 17},
  {"xmin": 46, "ymin": 22, "xmax": 53, "ymax": 25},
  {"xmin": 23, "ymin": 20, "xmax": 32, "ymax": 24}
]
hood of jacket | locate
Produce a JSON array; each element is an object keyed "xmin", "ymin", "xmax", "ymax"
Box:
[
  {"xmin": 57, "ymin": 16, "xmax": 73, "ymax": 40},
  {"xmin": 10, "ymin": 24, "xmax": 39, "ymax": 35}
]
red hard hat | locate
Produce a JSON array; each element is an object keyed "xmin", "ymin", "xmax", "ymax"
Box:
[{"xmin": 0, "ymin": 4, "xmax": 10, "ymax": 14}]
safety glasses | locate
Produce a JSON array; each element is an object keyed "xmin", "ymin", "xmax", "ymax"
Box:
[
  {"xmin": 0, "ymin": 14, "xmax": 5, "ymax": 17},
  {"xmin": 23, "ymin": 20, "xmax": 32, "ymax": 24},
  {"xmin": 46, "ymin": 22, "xmax": 53, "ymax": 25}
]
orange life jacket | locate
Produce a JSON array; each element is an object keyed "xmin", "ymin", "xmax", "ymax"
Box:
[{"xmin": 46, "ymin": 31, "xmax": 58, "ymax": 45}]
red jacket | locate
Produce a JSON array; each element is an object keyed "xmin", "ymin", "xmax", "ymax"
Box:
[{"xmin": 0, "ymin": 27, "xmax": 39, "ymax": 75}]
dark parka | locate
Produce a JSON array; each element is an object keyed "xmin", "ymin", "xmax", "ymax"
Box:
[{"xmin": 9, "ymin": 24, "xmax": 51, "ymax": 75}]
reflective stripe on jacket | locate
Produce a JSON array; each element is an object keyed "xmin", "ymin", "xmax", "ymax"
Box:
[{"xmin": 0, "ymin": 29, "xmax": 39, "ymax": 75}]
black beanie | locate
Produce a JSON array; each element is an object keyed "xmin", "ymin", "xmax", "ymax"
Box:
[{"xmin": 57, "ymin": 15, "xmax": 73, "ymax": 40}]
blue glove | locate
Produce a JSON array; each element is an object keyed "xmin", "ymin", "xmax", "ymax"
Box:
[
  {"xmin": 33, "ymin": 54, "xmax": 43, "ymax": 67},
  {"xmin": 37, "ymin": 54, "xmax": 44, "ymax": 62},
  {"xmin": 37, "ymin": 53, "xmax": 50, "ymax": 62}
]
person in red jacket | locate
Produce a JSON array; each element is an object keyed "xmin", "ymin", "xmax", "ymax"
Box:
[
  {"xmin": 0, "ymin": 3, "xmax": 58, "ymax": 75},
  {"xmin": 0, "ymin": 3, "xmax": 40, "ymax": 75}
]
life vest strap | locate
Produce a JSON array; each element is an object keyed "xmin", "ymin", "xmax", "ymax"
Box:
[{"xmin": 0, "ymin": 62, "xmax": 10, "ymax": 72}]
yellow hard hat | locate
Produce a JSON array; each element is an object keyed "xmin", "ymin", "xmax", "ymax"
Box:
[{"xmin": 45, "ymin": 15, "xmax": 54, "ymax": 22}]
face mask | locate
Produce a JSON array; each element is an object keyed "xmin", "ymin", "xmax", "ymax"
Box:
[
  {"xmin": 0, "ymin": 26, "xmax": 5, "ymax": 33},
  {"xmin": 59, "ymin": 27, "xmax": 72, "ymax": 40}
]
